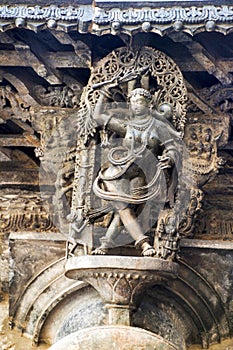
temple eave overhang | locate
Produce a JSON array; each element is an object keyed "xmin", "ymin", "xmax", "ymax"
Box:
[{"xmin": 1, "ymin": 3, "xmax": 233, "ymax": 36}]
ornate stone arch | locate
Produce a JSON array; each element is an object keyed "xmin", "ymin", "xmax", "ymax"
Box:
[{"xmin": 76, "ymin": 46, "xmax": 187, "ymax": 142}]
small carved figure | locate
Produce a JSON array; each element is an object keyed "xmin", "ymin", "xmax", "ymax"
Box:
[
  {"xmin": 91, "ymin": 86, "xmax": 181, "ymax": 256},
  {"xmin": 154, "ymin": 209, "xmax": 179, "ymax": 260},
  {"xmin": 66, "ymin": 212, "xmax": 89, "ymax": 255}
]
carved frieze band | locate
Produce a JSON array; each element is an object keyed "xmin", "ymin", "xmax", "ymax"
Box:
[
  {"xmin": 0, "ymin": 5, "xmax": 87, "ymax": 21},
  {"xmin": 0, "ymin": 192, "xmax": 57, "ymax": 233},
  {"xmin": 1, "ymin": 5, "xmax": 233, "ymax": 33},
  {"xmin": 94, "ymin": 6, "xmax": 233, "ymax": 24}
]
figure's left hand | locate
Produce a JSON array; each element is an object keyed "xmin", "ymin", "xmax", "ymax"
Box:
[{"xmin": 158, "ymin": 155, "xmax": 174, "ymax": 169}]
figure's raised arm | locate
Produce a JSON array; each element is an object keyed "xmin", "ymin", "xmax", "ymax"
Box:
[
  {"xmin": 92, "ymin": 89, "xmax": 126, "ymax": 137},
  {"xmin": 92, "ymin": 91, "xmax": 108, "ymax": 125}
]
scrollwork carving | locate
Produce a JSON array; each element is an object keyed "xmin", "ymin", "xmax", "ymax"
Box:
[
  {"xmin": 93, "ymin": 5, "xmax": 233, "ymax": 36},
  {"xmin": 0, "ymin": 85, "xmax": 31, "ymax": 121},
  {"xmin": 94, "ymin": 6, "xmax": 233, "ymax": 26},
  {"xmin": 76, "ymin": 46, "xmax": 187, "ymax": 141},
  {"xmin": 0, "ymin": 5, "xmax": 85, "ymax": 21},
  {"xmin": 1, "ymin": 4, "xmax": 233, "ymax": 36}
]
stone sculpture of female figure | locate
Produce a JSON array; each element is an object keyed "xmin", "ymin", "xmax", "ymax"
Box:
[{"xmin": 92, "ymin": 87, "xmax": 181, "ymax": 256}]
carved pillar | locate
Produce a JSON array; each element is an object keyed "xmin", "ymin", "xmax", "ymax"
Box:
[{"xmin": 65, "ymin": 256, "xmax": 178, "ymax": 326}]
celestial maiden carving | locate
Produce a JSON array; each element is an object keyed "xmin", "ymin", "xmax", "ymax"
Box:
[{"xmin": 67, "ymin": 46, "xmax": 192, "ymax": 260}]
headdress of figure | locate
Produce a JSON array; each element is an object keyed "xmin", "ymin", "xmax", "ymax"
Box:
[{"xmin": 128, "ymin": 88, "xmax": 152, "ymax": 103}]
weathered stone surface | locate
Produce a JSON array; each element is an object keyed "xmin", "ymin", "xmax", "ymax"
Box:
[
  {"xmin": 65, "ymin": 256, "xmax": 178, "ymax": 304},
  {"xmin": 0, "ymin": 1, "xmax": 233, "ymax": 349},
  {"xmin": 9, "ymin": 232, "xmax": 66, "ymax": 318},
  {"xmin": 48, "ymin": 325, "xmax": 178, "ymax": 350},
  {"xmin": 65, "ymin": 256, "xmax": 178, "ymax": 327},
  {"xmin": 179, "ymin": 240, "xmax": 233, "ymax": 346},
  {"xmin": 53, "ymin": 288, "xmax": 107, "ymax": 342}
]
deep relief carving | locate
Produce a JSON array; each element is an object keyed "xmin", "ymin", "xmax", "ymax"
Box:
[
  {"xmin": 184, "ymin": 114, "xmax": 229, "ymax": 186},
  {"xmin": 1, "ymin": 5, "xmax": 233, "ymax": 35},
  {"xmin": 33, "ymin": 108, "xmax": 77, "ymax": 230},
  {"xmin": 67, "ymin": 45, "xmax": 188, "ymax": 259},
  {"xmin": 0, "ymin": 192, "xmax": 57, "ymax": 233},
  {"xmin": 0, "ymin": 5, "xmax": 86, "ymax": 21},
  {"xmin": 93, "ymin": 5, "xmax": 233, "ymax": 35},
  {"xmin": 0, "ymin": 85, "xmax": 31, "ymax": 121},
  {"xmin": 178, "ymin": 188, "xmax": 203, "ymax": 237},
  {"xmin": 32, "ymin": 85, "xmax": 81, "ymax": 109},
  {"xmin": 30, "ymin": 47, "xmax": 230, "ymax": 255},
  {"xmin": 202, "ymin": 84, "xmax": 233, "ymax": 115},
  {"xmin": 153, "ymin": 187, "xmax": 203, "ymax": 252},
  {"xmin": 63, "ymin": 46, "xmax": 231, "ymax": 256},
  {"xmin": 195, "ymin": 209, "xmax": 233, "ymax": 239},
  {"xmin": 94, "ymin": 6, "xmax": 233, "ymax": 25},
  {"xmin": 176, "ymin": 113, "xmax": 230, "ymax": 238},
  {"xmin": 76, "ymin": 46, "xmax": 187, "ymax": 141},
  {"xmin": 154, "ymin": 208, "xmax": 180, "ymax": 260}
]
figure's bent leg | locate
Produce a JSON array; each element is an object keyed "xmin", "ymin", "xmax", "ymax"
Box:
[
  {"xmin": 92, "ymin": 213, "xmax": 121, "ymax": 255},
  {"xmin": 118, "ymin": 207, "xmax": 155, "ymax": 257}
]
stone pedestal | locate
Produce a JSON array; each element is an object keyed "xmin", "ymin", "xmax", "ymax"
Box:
[{"xmin": 65, "ymin": 255, "xmax": 178, "ymax": 326}]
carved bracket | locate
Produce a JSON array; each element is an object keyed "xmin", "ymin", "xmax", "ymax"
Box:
[{"xmin": 65, "ymin": 255, "xmax": 178, "ymax": 326}]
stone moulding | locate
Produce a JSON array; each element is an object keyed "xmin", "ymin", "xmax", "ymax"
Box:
[
  {"xmin": 65, "ymin": 256, "xmax": 179, "ymax": 327},
  {"xmin": 0, "ymin": 5, "xmax": 87, "ymax": 21},
  {"xmin": 0, "ymin": 4, "xmax": 233, "ymax": 34},
  {"xmin": 94, "ymin": 6, "xmax": 233, "ymax": 24}
]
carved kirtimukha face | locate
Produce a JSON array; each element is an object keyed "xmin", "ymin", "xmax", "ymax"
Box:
[{"xmin": 130, "ymin": 95, "xmax": 149, "ymax": 117}]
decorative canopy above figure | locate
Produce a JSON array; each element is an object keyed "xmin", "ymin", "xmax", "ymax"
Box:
[{"xmin": 66, "ymin": 46, "xmax": 193, "ymax": 261}]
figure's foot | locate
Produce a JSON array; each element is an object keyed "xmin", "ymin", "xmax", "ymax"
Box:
[
  {"xmin": 92, "ymin": 246, "xmax": 108, "ymax": 255},
  {"xmin": 141, "ymin": 242, "xmax": 155, "ymax": 257}
]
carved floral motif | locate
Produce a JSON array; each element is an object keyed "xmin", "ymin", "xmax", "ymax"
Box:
[{"xmin": 76, "ymin": 46, "xmax": 187, "ymax": 143}]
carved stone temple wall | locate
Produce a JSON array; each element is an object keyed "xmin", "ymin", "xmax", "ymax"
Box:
[{"xmin": 0, "ymin": 1, "xmax": 233, "ymax": 349}]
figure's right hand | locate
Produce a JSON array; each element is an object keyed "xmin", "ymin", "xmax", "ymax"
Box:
[
  {"xmin": 92, "ymin": 75, "xmax": 119, "ymax": 91},
  {"xmin": 158, "ymin": 155, "xmax": 174, "ymax": 169}
]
